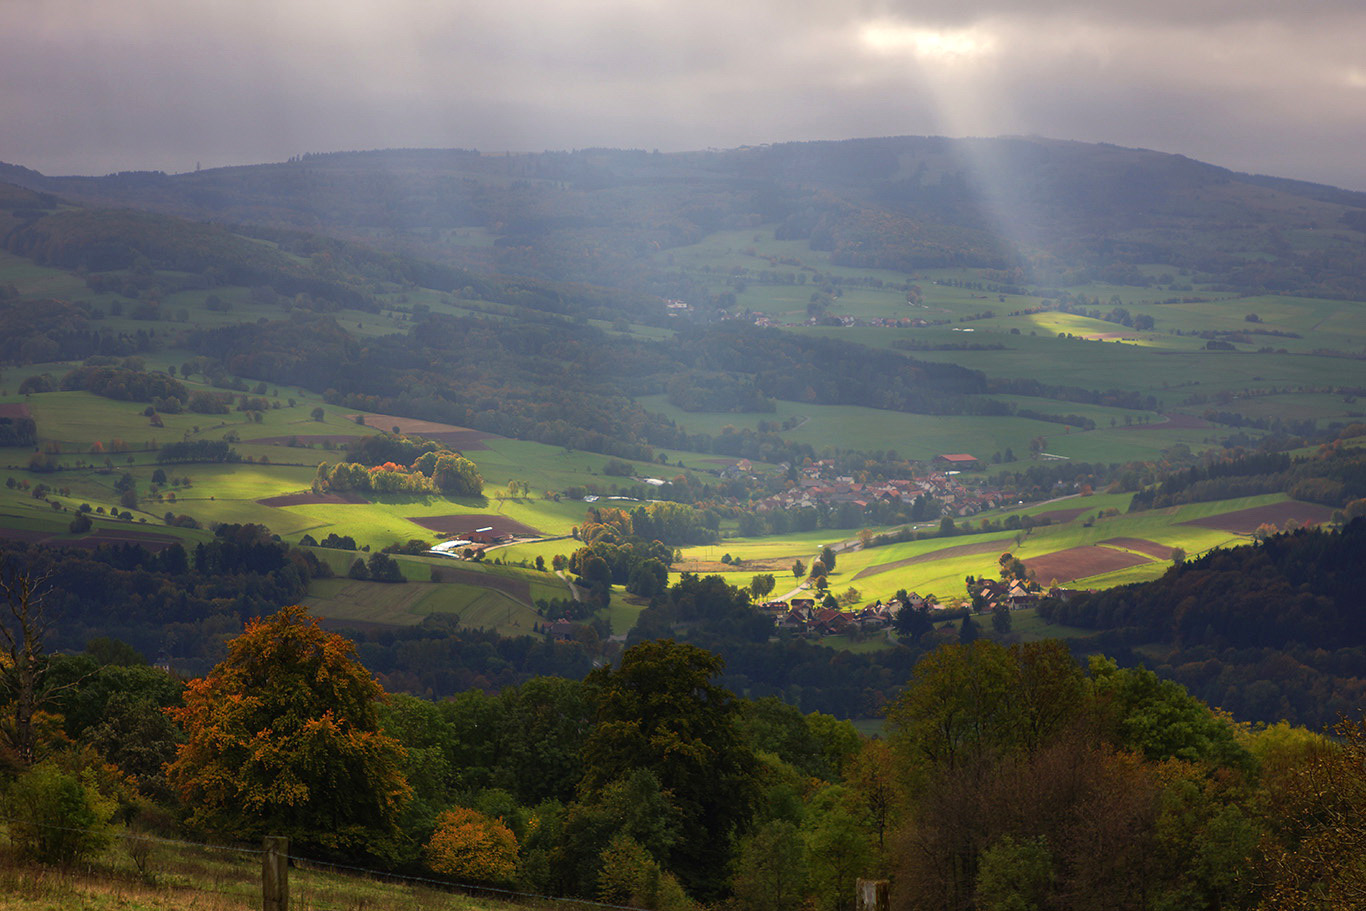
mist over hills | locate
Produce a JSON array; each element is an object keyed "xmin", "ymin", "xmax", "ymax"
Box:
[{"xmin": 5, "ymin": 135, "xmax": 1366, "ymax": 301}]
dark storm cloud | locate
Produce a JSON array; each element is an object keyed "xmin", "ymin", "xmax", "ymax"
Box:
[{"xmin": 1, "ymin": 0, "xmax": 1362, "ymax": 189}]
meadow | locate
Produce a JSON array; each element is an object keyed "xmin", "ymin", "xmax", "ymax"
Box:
[
  {"xmin": 823, "ymin": 492, "xmax": 1295, "ymax": 603},
  {"xmin": 664, "ymin": 489, "xmax": 1314, "ymax": 611},
  {"xmin": 0, "ymin": 381, "xmax": 606, "ymax": 635},
  {"xmin": 2, "ymin": 212, "xmax": 1361, "ymax": 648}
]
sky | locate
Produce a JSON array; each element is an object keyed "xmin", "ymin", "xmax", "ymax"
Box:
[{"xmin": 2, "ymin": 0, "xmax": 1364, "ymax": 189}]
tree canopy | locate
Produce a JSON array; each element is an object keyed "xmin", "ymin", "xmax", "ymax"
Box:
[
  {"xmin": 581, "ymin": 639, "xmax": 761, "ymax": 899},
  {"xmin": 165, "ymin": 604, "xmax": 411, "ymax": 860}
]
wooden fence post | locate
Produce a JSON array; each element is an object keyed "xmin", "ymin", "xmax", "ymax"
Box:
[
  {"xmin": 263, "ymin": 835, "xmax": 289, "ymax": 911},
  {"xmin": 856, "ymin": 878, "xmax": 889, "ymax": 911}
]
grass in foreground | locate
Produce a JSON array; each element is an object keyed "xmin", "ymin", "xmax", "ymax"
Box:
[{"xmin": 0, "ymin": 839, "xmax": 509, "ymax": 911}]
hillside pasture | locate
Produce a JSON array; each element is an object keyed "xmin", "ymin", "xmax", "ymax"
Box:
[
  {"xmin": 62, "ymin": 529, "xmax": 182, "ymax": 551},
  {"xmin": 784, "ymin": 493, "xmax": 1293, "ymax": 602},
  {"xmin": 1100, "ymin": 537, "xmax": 1175, "ymax": 560},
  {"xmin": 342, "ymin": 411, "xmax": 496, "ymax": 449},
  {"xmin": 409, "ymin": 514, "xmax": 544, "ymax": 538},
  {"xmin": 636, "ymin": 393, "xmax": 1083, "ymax": 462},
  {"xmin": 1180, "ymin": 499, "xmax": 1336, "ymax": 534},
  {"xmin": 853, "ymin": 538, "xmax": 1008, "ymax": 580},
  {"xmin": 257, "ymin": 491, "xmax": 369, "ymax": 507},
  {"xmin": 302, "ymin": 559, "xmax": 552, "ymax": 636},
  {"xmin": 0, "ymin": 824, "xmax": 510, "ymax": 911}
]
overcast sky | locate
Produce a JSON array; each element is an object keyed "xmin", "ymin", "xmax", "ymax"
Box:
[{"xmin": 3, "ymin": 0, "xmax": 1364, "ymax": 189}]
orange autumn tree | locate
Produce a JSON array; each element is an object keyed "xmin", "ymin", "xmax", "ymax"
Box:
[
  {"xmin": 166, "ymin": 605, "xmax": 410, "ymax": 860},
  {"xmin": 425, "ymin": 806, "xmax": 520, "ymax": 885}
]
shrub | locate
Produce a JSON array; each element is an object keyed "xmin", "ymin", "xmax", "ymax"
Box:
[
  {"xmin": 5, "ymin": 762, "xmax": 116, "ymax": 865},
  {"xmin": 424, "ymin": 806, "xmax": 519, "ymax": 885}
]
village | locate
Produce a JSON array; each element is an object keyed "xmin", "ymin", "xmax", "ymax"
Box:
[
  {"xmin": 752, "ymin": 574, "xmax": 1070, "ymax": 642},
  {"xmin": 748, "ymin": 453, "xmax": 1007, "ymax": 518}
]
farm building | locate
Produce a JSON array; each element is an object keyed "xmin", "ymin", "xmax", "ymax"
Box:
[{"xmin": 934, "ymin": 453, "xmax": 980, "ymax": 469}]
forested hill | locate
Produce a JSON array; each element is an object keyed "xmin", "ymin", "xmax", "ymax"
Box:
[
  {"xmin": 184, "ymin": 311, "xmax": 988, "ymax": 460},
  {"xmin": 1040, "ymin": 519, "xmax": 1366, "ymax": 728},
  {"xmin": 5, "ymin": 135, "xmax": 1366, "ymax": 299}
]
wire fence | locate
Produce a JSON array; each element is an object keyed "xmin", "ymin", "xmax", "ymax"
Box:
[{"xmin": 0, "ymin": 815, "xmax": 649, "ymax": 911}]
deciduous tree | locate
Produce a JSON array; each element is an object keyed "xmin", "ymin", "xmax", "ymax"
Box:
[
  {"xmin": 581, "ymin": 640, "xmax": 760, "ymax": 899},
  {"xmin": 165, "ymin": 605, "xmax": 410, "ymax": 859}
]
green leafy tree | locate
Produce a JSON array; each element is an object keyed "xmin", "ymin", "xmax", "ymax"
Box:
[
  {"xmin": 377, "ymin": 693, "xmax": 459, "ymax": 840},
  {"xmin": 893, "ymin": 600, "xmax": 934, "ymax": 643},
  {"xmin": 366, "ymin": 551, "xmax": 406, "ymax": 582},
  {"xmin": 731, "ymin": 819, "xmax": 807, "ymax": 911},
  {"xmin": 738, "ymin": 697, "xmax": 855, "ymax": 781},
  {"xmin": 820, "ymin": 546, "xmax": 837, "ymax": 573},
  {"xmin": 1089, "ymin": 658, "xmax": 1249, "ymax": 768},
  {"xmin": 803, "ymin": 787, "xmax": 872, "ymax": 911},
  {"xmin": 496, "ymin": 675, "xmax": 595, "ymax": 805},
  {"xmin": 581, "ymin": 640, "xmax": 760, "ymax": 899},
  {"xmin": 554, "ymin": 769, "xmax": 685, "ymax": 898},
  {"xmin": 165, "ymin": 605, "xmax": 411, "ymax": 860},
  {"xmin": 886, "ymin": 641, "xmax": 1086, "ymax": 773}
]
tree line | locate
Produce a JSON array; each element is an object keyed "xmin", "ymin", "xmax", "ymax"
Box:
[
  {"xmin": 1039, "ymin": 519, "xmax": 1366, "ymax": 728},
  {"xmin": 3, "ymin": 591, "xmax": 1361, "ymax": 911}
]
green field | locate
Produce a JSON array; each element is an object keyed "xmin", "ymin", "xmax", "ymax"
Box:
[
  {"xmin": 840, "ymin": 494, "xmax": 1294, "ymax": 601},
  {"xmin": 692, "ymin": 491, "xmax": 1307, "ymax": 607},
  {"xmin": 646, "ymin": 225, "xmax": 1366, "ymax": 428},
  {"xmin": 304, "ymin": 576, "xmax": 545, "ymax": 635},
  {"xmin": 3, "ymin": 209, "xmax": 1362, "ymax": 648},
  {"xmin": 0, "ymin": 384, "xmax": 612, "ymax": 640}
]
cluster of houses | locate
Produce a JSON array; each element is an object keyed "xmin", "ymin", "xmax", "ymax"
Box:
[
  {"xmin": 756, "ymin": 594, "xmax": 929, "ymax": 637},
  {"xmin": 755, "ymin": 584, "xmax": 1086, "ymax": 639},
  {"xmin": 970, "ymin": 577, "xmax": 1044, "ymax": 609},
  {"xmin": 743, "ymin": 310, "xmax": 939, "ymax": 330},
  {"xmin": 751, "ymin": 459, "xmax": 1005, "ymax": 519}
]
